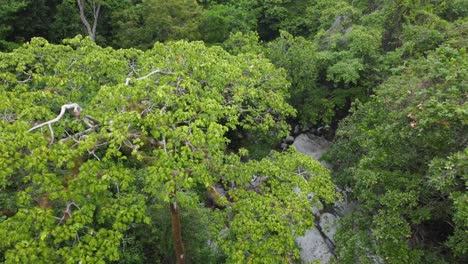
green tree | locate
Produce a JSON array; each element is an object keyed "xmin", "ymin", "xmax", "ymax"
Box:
[
  {"xmin": 198, "ymin": 4, "xmax": 256, "ymax": 44},
  {"xmin": 0, "ymin": 0, "xmax": 58, "ymax": 50},
  {"xmin": 326, "ymin": 24, "xmax": 467, "ymax": 262},
  {"xmin": 111, "ymin": 0, "xmax": 203, "ymax": 49},
  {"xmin": 0, "ymin": 36, "xmax": 337, "ymax": 263}
]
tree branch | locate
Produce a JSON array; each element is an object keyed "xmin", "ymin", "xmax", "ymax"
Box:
[
  {"xmin": 125, "ymin": 69, "xmax": 174, "ymax": 86},
  {"xmin": 55, "ymin": 201, "xmax": 81, "ymax": 225},
  {"xmin": 29, "ymin": 103, "xmax": 82, "ymax": 132},
  {"xmin": 17, "ymin": 71, "xmax": 32, "ymax": 83},
  {"xmin": 136, "ymin": 69, "xmax": 175, "ymax": 80},
  {"xmin": 28, "ymin": 103, "xmax": 82, "ymax": 145},
  {"xmin": 77, "ymin": 0, "xmax": 96, "ymax": 41},
  {"xmin": 91, "ymin": 1, "xmax": 101, "ymax": 39}
]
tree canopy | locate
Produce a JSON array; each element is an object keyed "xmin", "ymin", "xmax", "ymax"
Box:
[
  {"xmin": 0, "ymin": 36, "xmax": 336, "ymax": 263},
  {"xmin": 0, "ymin": 0, "xmax": 467, "ymax": 263}
]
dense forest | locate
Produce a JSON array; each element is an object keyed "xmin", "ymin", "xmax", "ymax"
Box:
[{"xmin": 0, "ymin": 0, "xmax": 466, "ymax": 263}]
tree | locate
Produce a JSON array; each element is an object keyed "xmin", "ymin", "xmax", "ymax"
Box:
[
  {"xmin": 0, "ymin": 0, "xmax": 59, "ymax": 50},
  {"xmin": 0, "ymin": 36, "xmax": 337, "ymax": 263},
  {"xmin": 75, "ymin": 0, "xmax": 103, "ymax": 42},
  {"xmin": 111, "ymin": 0, "xmax": 203, "ymax": 49},
  {"xmin": 198, "ymin": 3, "xmax": 256, "ymax": 44},
  {"xmin": 325, "ymin": 22, "xmax": 467, "ymax": 262}
]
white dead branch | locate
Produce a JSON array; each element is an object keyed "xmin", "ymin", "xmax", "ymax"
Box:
[{"xmin": 28, "ymin": 103, "xmax": 82, "ymax": 145}]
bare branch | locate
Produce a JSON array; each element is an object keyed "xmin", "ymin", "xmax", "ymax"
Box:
[
  {"xmin": 83, "ymin": 118, "xmax": 94, "ymax": 128},
  {"xmin": 56, "ymin": 201, "xmax": 81, "ymax": 225},
  {"xmin": 88, "ymin": 149, "xmax": 100, "ymax": 160},
  {"xmin": 66, "ymin": 58, "xmax": 78, "ymax": 71},
  {"xmin": 91, "ymin": 2, "xmax": 101, "ymax": 39},
  {"xmin": 85, "ymin": 115, "xmax": 100, "ymax": 125},
  {"xmin": 162, "ymin": 136, "xmax": 168, "ymax": 155},
  {"xmin": 17, "ymin": 71, "xmax": 32, "ymax": 84},
  {"xmin": 125, "ymin": 69, "xmax": 174, "ymax": 86},
  {"xmin": 136, "ymin": 69, "xmax": 175, "ymax": 80},
  {"xmin": 48, "ymin": 123, "xmax": 54, "ymax": 145},
  {"xmin": 59, "ymin": 127, "xmax": 96, "ymax": 143},
  {"xmin": 28, "ymin": 103, "xmax": 82, "ymax": 133},
  {"xmin": 113, "ymin": 181, "xmax": 120, "ymax": 194}
]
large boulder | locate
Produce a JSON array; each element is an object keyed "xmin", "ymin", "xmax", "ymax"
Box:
[
  {"xmin": 292, "ymin": 134, "xmax": 331, "ymax": 168},
  {"xmin": 319, "ymin": 213, "xmax": 338, "ymax": 240},
  {"xmin": 296, "ymin": 229, "xmax": 333, "ymax": 263}
]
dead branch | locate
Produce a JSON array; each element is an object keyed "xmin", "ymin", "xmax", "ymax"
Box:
[
  {"xmin": 59, "ymin": 127, "xmax": 96, "ymax": 143},
  {"xmin": 29, "ymin": 103, "xmax": 81, "ymax": 132},
  {"xmin": 17, "ymin": 71, "xmax": 32, "ymax": 84},
  {"xmin": 55, "ymin": 201, "xmax": 81, "ymax": 225},
  {"xmin": 137, "ymin": 69, "xmax": 175, "ymax": 80},
  {"xmin": 29, "ymin": 103, "xmax": 82, "ymax": 145},
  {"xmin": 125, "ymin": 69, "xmax": 175, "ymax": 86}
]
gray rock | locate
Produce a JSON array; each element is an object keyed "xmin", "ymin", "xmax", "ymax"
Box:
[
  {"xmin": 296, "ymin": 229, "xmax": 333, "ymax": 263},
  {"xmin": 311, "ymin": 205, "xmax": 322, "ymax": 216},
  {"xmin": 291, "ymin": 134, "xmax": 360, "ymax": 264},
  {"xmin": 292, "ymin": 134, "xmax": 331, "ymax": 168},
  {"xmin": 334, "ymin": 188, "xmax": 358, "ymax": 217},
  {"xmin": 285, "ymin": 135, "xmax": 295, "ymax": 143},
  {"xmin": 319, "ymin": 213, "xmax": 337, "ymax": 241},
  {"xmin": 334, "ymin": 199, "xmax": 357, "ymax": 217},
  {"xmin": 293, "ymin": 125, "xmax": 300, "ymax": 135}
]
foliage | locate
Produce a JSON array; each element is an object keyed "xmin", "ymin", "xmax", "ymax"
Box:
[
  {"xmin": 199, "ymin": 4, "xmax": 256, "ymax": 44},
  {"xmin": 0, "ymin": 36, "xmax": 336, "ymax": 263},
  {"xmin": 222, "ymin": 31, "xmax": 264, "ymax": 56},
  {"xmin": 1, "ymin": 0, "xmax": 467, "ymax": 263},
  {"xmin": 326, "ymin": 32, "xmax": 468, "ymax": 263},
  {"xmin": 0, "ymin": 0, "xmax": 55, "ymax": 50},
  {"xmin": 49, "ymin": 0, "xmax": 85, "ymax": 44},
  {"xmin": 265, "ymin": 26, "xmax": 380, "ymax": 126},
  {"xmin": 111, "ymin": 0, "xmax": 203, "ymax": 49},
  {"xmin": 218, "ymin": 149, "xmax": 336, "ymax": 263}
]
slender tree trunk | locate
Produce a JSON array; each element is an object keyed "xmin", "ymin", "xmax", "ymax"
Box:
[
  {"xmin": 170, "ymin": 201, "xmax": 185, "ymax": 264},
  {"xmin": 76, "ymin": 0, "xmax": 100, "ymax": 42}
]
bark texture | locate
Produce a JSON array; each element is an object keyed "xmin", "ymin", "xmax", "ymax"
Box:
[{"xmin": 170, "ymin": 202, "xmax": 185, "ymax": 264}]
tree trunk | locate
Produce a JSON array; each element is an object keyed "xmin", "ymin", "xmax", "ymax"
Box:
[
  {"xmin": 76, "ymin": 0, "xmax": 100, "ymax": 42},
  {"xmin": 170, "ymin": 201, "xmax": 185, "ymax": 264}
]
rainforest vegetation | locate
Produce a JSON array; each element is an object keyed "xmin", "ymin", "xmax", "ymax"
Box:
[{"xmin": 0, "ymin": 0, "xmax": 466, "ymax": 263}]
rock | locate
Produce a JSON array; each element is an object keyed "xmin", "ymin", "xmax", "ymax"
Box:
[
  {"xmin": 284, "ymin": 135, "xmax": 295, "ymax": 143},
  {"xmin": 311, "ymin": 204, "xmax": 322, "ymax": 216},
  {"xmin": 249, "ymin": 176, "xmax": 267, "ymax": 187},
  {"xmin": 291, "ymin": 134, "xmax": 359, "ymax": 263},
  {"xmin": 333, "ymin": 188, "xmax": 358, "ymax": 217},
  {"xmin": 296, "ymin": 229, "xmax": 333, "ymax": 263},
  {"xmin": 293, "ymin": 125, "xmax": 300, "ymax": 135},
  {"xmin": 319, "ymin": 213, "xmax": 337, "ymax": 241},
  {"xmin": 301, "ymin": 124, "xmax": 312, "ymax": 133},
  {"xmin": 307, "ymin": 192, "xmax": 324, "ymax": 215},
  {"xmin": 292, "ymin": 134, "xmax": 331, "ymax": 168},
  {"xmin": 214, "ymin": 185, "xmax": 227, "ymax": 197},
  {"xmin": 334, "ymin": 200, "xmax": 357, "ymax": 217}
]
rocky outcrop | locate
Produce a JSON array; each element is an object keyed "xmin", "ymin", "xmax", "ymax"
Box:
[
  {"xmin": 296, "ymin": 229, "xmax": 333, "ymax": 263},
  {"xmin": 286, "ymin": 133, "xmax": 356, "ymax": 263},
  {"xmin": 319, "ymin": 213, "xmax": 338, "ymax": 240},
  {"xmin": 292, "ymin": 133, "xmax": 331, "ymax": 168}
]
